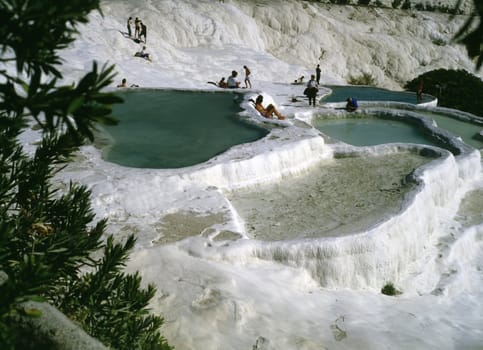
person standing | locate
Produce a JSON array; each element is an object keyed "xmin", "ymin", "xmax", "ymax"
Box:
[
  {"xmin": 316, "ymin": 64, "xmax": 321, "ymax": 85},
  {"xmin": 243, "ymin": 65, "xmax": 252, "ymax": 88},
  {"xmin": 127, "ymin": 17, "xmax": 133, "ymax": 37},
  {"xmin": 134, "ymin": 17, "xmax": 141, "ymax": 39},
  {"xmin": 140, "ymin": 22, "xmax": 147, "ymax": 43},
  {"xmin": 417, "ymin": 79, "xmax": 423, "ymax": 102},
  {"xmin": 306, "ymin": 74, "xmax": 318, "ymax": 106}
]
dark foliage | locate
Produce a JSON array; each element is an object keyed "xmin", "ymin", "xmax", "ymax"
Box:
[
  {"xmin": 401, "ymin": 0, "xmax": 411, "ymax": 10},
  {"xmin": 391, "ymin": 0, "xmax": 403, "ymax": 9},
  {"xmin": 454, "ymin": 0, "xmax": 483, "ymax": 69},
  {"xmin": 0, "ymin": 0, "xmax": 172, "ymax": 349},
  {"xmin": 381, "ymin": 282, "xmax": 400, "ymax": 296},
  {"xmin": 405, "ymin": 69, "xmax": 483, "ymax": 117},
  {"xmin": 51, "ymin": 236, "xmax": 169, "ymax": 349},
  {"xmin": 328, "ymin": 0, "xmax": 350, "ymax": 4}
]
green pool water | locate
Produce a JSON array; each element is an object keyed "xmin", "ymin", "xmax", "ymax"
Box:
[
  {"xmin": 322, "ymin": 85, "xmax": 434, "ymax": 104},
  {"xmin": 313, "ymin": 116, "xmax": 439, "ymax": 147},
  {"xmin": 102, "ymin": 90, "xmax": 268, "ymax": 168},
  {"xmin": 424, "ymin": 112, "xmax": 483, "ymax": 149}
]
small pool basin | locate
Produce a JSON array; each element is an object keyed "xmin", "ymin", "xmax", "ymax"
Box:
[
  {"xmin": 322, "ymin": 85, "xmax": 435, "ymax": 104},
  {"xmin": 423, "ymin": 112, "xmax": 483, "ymax": 149},
  {"xmin": 102, "ymin": 89, "xmax": 269, "ymax": 168},
  {"xmin": 313, "ymin": 116, "xmax": 440, "ymax": 147}
]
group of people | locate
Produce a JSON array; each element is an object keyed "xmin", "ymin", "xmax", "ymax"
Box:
[
  {"xmin": 294, "ymin": 64, "xmax": 320, "ymax": 86},
  {"xmin": 123, "ymin": 17, "xmax": 151, "ymax": 61},
  {"xmin": 303, "ymin": 64, "xmax": 358, "ymax": 111},
  {"xmin": 301, "ymin": 64, "xmax": 322, "ymax": 106},
  {"xmin": 127, "ymin": 17, "xmax": 147, "ymax": 43},
  {"xmin": 214, "ymin": 62, "xmax": 361, "ymax": 119},
  {"xmin": 304, "ymin": 74, "xmax": 319, "ymax": 106},
  {"xmin": 118, "ymin": 54, "xmax": 355, "ymax": 118},
  {"xmin": 211, "ymin": 66, "xmax": 252, "ymax": 89}
]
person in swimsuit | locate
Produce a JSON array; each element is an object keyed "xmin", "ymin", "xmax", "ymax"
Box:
[
  {"xmin": 243, "ymin": 65, "xmax": 252, "ymax": 88},
  {"xmin": 127, "ymin": 17, "xmax": 133, "ymax": 37},
  {"xmin": 117, "ymin": 78, "xmax": 127, "ymax": 87},
  {"xmin": 253, "ymin": 95, "xmax": 285, "ymax": 120},
  {"xmin": 134, "ymin": 17, "xmax": 141, "ymax": 39}
]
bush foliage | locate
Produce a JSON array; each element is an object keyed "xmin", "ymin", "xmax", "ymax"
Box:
[
  {"xmin": 405, "ymin": 69, "xmax": 483, "ymax": 117},
  {"xmin": 348, "ymin": 72, "xmax": 377, "ymax": 86},
  {"xmin": 381, "ymin": 282, "xmax": 401, "ymax": 296},
  {"xmin": 0, "ymin": 1, "xmax": 172, "ymax": 349},
  {"xmin": 454, "ymin": 0, "xmax": 483, "ymax": 69}
]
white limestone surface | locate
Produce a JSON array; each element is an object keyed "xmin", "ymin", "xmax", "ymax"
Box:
[{"xmin": 19, "ymin": 0, "xmax": 483, "ymax": 349}]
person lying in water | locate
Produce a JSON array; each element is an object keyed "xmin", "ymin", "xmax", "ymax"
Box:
[{"xmin": 252, "ymin": 95, "xmax": 285, "ymax": 120}]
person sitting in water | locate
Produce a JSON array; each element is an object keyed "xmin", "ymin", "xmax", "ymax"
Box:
[
  {"xmin": 117, "ymin": 78, "xmax": 128, "ymax": 87},
  {"xmin": 251, "ymin": 95, "xmax": 285, "ymax": 120},
  {"xmin": 227, "ymin": 70, "xmax": 240, "ymax": 88},
  {"xmin": 117, "ymin": 78, "xmax": 139, "ymax": 88},
  {"xmin": 346, "ymin": 97, "xmax": 358, "ymax": 112}
]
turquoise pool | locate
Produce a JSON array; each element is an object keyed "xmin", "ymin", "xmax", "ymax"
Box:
[
  {"xmin": 424, "ymin": 112, "xmax": 483, "ymax": 149},
  {"xmin": 313, "ymin": 116, "xmax": 440, "ymax": 147},
  {"xmin": 322, "ymin": 85, "xmax": 434, "ymax": 104},
  {"xmin": 103, "ymin": 90, "xmax": 268, "ymax": 168}
]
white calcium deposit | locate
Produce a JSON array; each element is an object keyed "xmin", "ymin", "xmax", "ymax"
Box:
[{"xmin": 41, "ymin": 0, "xmax": 483, "ymax": 349}]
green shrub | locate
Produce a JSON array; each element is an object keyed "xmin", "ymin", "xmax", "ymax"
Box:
[
  {"xmin": 0, "ymin": 1, "xmax": 172, "ymax": 349},
  {"xmin": 401, "ymin": 0, "xmax": 411, "ymax": 10},
  {"xmin": 431, "ymin": 37, "xmax": 446, "ymax": 46},
  {"xmin": 405, "ymin": 69, "xmax": 483, "ymax": 117},
  {"xmin": 414, "ymin": 3, "xmax": 425, "ymax": 11},
  {"xmin": 348, "ymin": 72, "xmax": 377, "ymax": 86},
  {"xmin": 381, "ymin": 282, "xmax": 401, "ymax": 296}
]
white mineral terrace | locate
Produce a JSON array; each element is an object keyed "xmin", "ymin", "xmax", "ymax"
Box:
[{"xmin": 44, "ymin": 0, "xmax": 483, "ymax": 348}]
